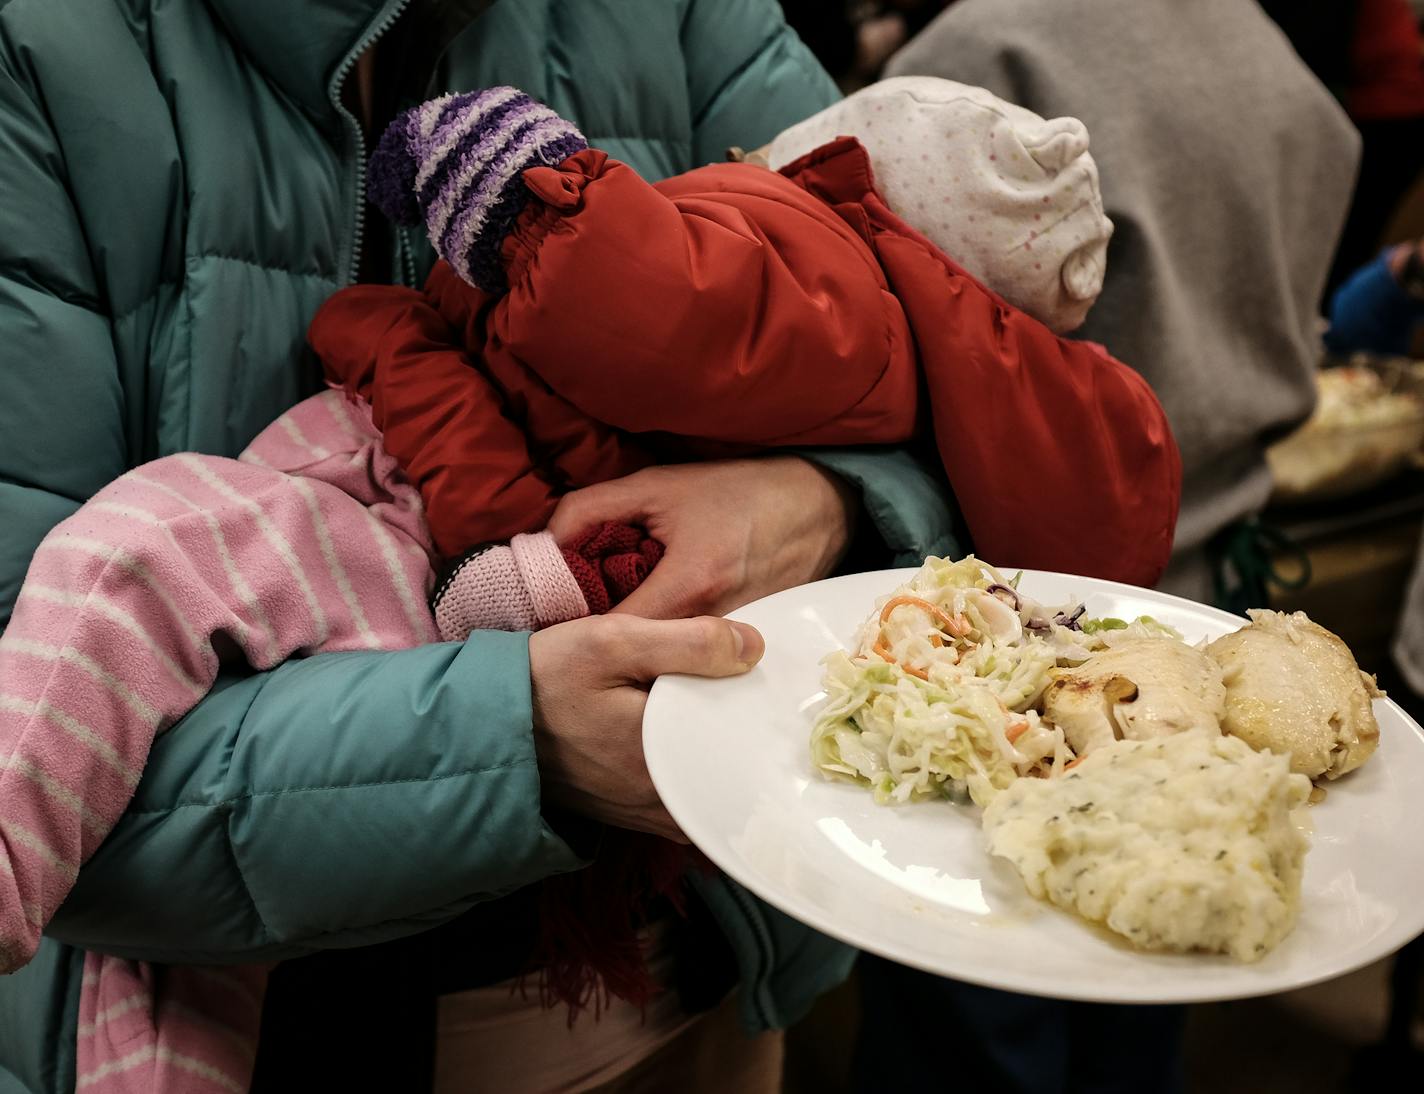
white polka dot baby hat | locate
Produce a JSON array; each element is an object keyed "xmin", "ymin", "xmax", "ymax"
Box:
[{"xmin": 766, "ymin": 76, "xmax": 1113, "ymax": 333}]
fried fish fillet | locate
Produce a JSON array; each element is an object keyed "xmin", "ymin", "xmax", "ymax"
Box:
[
  {"xmin": 1042, "ymin": 638, "xmax": 1226, "ymax": 757},
  {"xmin": 1205, "ymin": 610, "xmax": 1381, "ymax": 779}
]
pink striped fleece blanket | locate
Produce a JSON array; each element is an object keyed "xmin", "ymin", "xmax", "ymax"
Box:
[{"xmin": 0, "ymin": 391, "xmax": 453, "ymax": 1092}]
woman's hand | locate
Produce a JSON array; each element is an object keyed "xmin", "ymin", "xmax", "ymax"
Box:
[
  {"xmin": 528, "ymin": 613, "xmax": 765, "ymax": 841},
  {"xmin": 547, "ymin": 457, "xmax": 858, "ymax": 619}
]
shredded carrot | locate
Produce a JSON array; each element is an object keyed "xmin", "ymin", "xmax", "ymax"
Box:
[
  {"xmin": 870, "ymin": 595, "xmax": 973, "ymax": 683},
  {"xmin": 879, "ymin": 595, "xmax": 971, "ymax": 639},
  {"xmin": 1006, "ymin": 720, "xmax": 1029, "ymax": 744},
  {"xmin": 873, "ymin": 638, "xmax": 930, "ymax": 681},
  {"xmin": 1064, "ymin": 755, "xmax": 1085, "ymax": 771}
]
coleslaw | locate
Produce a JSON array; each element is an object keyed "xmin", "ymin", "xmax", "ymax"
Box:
[{"xmin": 810, "ymin": 556, "xmax": 1177, "ymax": 806}]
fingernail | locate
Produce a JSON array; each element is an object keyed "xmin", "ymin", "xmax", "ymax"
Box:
[{"xmin": 730, "ymin": 621, "xmax": 764, "ymax": 667}]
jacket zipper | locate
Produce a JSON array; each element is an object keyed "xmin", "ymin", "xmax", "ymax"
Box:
[
  {"xmin": 327, "ymin": 0, "xmax": 413, "ymax": 286},
  {"xmin": 398, "ymin": 225, "xmax": 419, "ymax": 288}
]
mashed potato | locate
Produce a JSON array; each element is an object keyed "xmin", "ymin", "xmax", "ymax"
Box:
[{"xmin": 982, "ymin": 731, "xmax": 1311, "ymax": 961}]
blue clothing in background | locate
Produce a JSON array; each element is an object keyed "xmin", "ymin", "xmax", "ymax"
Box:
[{"xmin": 1326, "ymin": 249, "xmax": 1424, "ymax": 356}]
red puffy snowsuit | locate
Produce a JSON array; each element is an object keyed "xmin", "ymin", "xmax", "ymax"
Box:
[{"xmin": 311, "ymin": 138, "xmax": 1180, "ymax": 586}]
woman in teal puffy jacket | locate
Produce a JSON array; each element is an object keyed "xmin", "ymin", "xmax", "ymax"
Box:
[{"xmin": 0, "ymin": 1, "xmax": 964, "ymax": 1090}]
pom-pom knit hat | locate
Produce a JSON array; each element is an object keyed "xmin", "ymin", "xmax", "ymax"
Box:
[{"xmin": 367, "ymin": 87, "xmax": 588, "ymax": 293}]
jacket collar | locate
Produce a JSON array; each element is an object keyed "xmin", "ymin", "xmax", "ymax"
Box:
[{"xmin": 204, "ymin": 0, "xmax": 408, "ymax": 119}]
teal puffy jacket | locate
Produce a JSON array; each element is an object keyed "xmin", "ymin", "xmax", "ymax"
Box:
[{"xmin": 0, "ymin": 0, "xmax": 960, "ymax": 1088}]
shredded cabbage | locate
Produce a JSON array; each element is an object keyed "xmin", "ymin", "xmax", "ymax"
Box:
[{"xmin": 810, "ymin": 556, "xmax": 1179, "ymax": 806}]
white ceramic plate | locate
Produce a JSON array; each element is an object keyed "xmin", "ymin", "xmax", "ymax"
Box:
[{"xmin": 643, "ymin": 568, "xmax": 1424, "ymax": 1003}]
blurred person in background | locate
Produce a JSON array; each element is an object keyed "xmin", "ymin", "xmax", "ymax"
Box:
[
  {"xmin": 0, "ymin": 2, "xmax": 971, "ymax": 1091},
  {"xmin": 1325, "ymin": 236, "xmax": 1424, "ymax": 356},
  {"xmin": 780, "ymin": 1, "xmax": 951, "ymax": 88},
  {"xmin": 890, "ymin": 0, "xmax": 1358, "ymax": 615},
  {"xmin": 778, "ymin": 0, "xmax": 860, "ymax": 85},
  {"xmin": 1261, "ymin": 0, "xmax": 1424, "ymax": 295},
  {"xmin": 851, "ymin": 0, "xmax": 1361, "ymax": 1090}
]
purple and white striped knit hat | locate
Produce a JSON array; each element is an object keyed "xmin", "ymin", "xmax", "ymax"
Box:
[{"xmin": 367, "ymin": 87, "xmax": 588, "ymax": 293}]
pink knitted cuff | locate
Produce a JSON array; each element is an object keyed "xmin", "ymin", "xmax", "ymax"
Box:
[
  {"xmin": 510, "ymin": 532, "xmax": 589, "ymax": 628},
  {"xmin": 432, "ymin": 533, "xmax": 589, "ymax": 642}
]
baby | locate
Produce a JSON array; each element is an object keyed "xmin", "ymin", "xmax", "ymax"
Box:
[{"xmin": 316, "ymin": 78, "xmax": 1156, "ymax": 641}]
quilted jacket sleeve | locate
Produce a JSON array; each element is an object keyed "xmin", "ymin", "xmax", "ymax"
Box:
[
  {"xmin": 48, "ymin": 637, "xmax": 590, "ymax": 964},
  {"xmin": 312, "ymin": 277, "xmax": 653, "ymax": 558},
  {"xmin": 0, "ymin": 60, "xmax": 127, "ymax": 630},
  {"xmin": 493, "ymin": 151, "xmax": 918, "ymax": 447},
  {"xmin": 0, "ymin": 47, "xmax": 583, "ymax": 965},
  {"xmin": 310, "ymin": 283, "xmax": 565, "ymax": 556}
]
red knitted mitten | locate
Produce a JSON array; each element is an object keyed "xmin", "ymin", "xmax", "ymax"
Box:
[{"xmin": 560, "ymin": 522, "xmax": 664, "ymax": 613}]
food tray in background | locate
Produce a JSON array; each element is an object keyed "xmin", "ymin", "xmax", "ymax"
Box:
[{"xmin": 1267, "ymin": 355, "xmax": 1424, "ymax": 505}]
